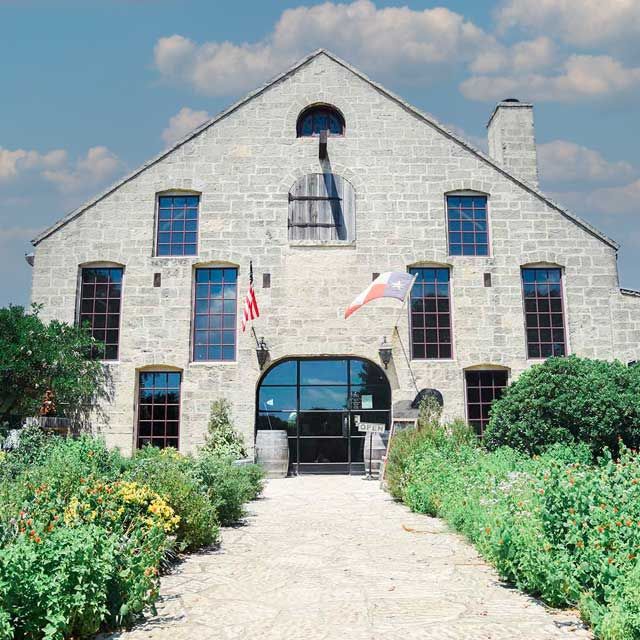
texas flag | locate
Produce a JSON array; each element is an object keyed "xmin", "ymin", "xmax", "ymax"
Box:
[{"xmin": 344, "ymin": 271, "xmax": 416, "ymax": 319}]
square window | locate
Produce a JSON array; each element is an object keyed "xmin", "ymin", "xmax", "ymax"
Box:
[
  {"xmin": 156, "ymin": 195, "xmax": 199, "ymax": 256},
  {"xmin": 137, "ymin": 371, "xmax": 181, "ymax": 449}
]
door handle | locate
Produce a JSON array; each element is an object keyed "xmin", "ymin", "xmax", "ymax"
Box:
[{"xmin": 342, "ymin": 414, "xmax": 349, "ymax": 438}]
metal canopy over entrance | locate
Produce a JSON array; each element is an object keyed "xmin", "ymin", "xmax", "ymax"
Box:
[{"xmin": 256, "ymin": 357, "xmax": 391, "ymax": 475}]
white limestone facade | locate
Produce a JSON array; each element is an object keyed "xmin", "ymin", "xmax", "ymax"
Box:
[{"xmin": 29, "ymin": 51, "xmax": 640, "ymax": 457}]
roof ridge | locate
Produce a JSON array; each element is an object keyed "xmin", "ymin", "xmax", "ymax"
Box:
[{"xmin": 32, "ymin": 48, "xmax": 619, "ymax": 251}]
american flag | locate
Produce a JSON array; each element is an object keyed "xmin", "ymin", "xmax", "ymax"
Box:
[{"xmin": 241, "ymin": 262, "xmax": 260, "ymax": 332}]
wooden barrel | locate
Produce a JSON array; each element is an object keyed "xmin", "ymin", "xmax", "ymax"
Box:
[
  {"xmin": 363, "ymin": 432, "xmax": 388, "ymax": 478},
  {"xmin": 255, "ymin": 430, "xmax": 290, "ymax": 478}
]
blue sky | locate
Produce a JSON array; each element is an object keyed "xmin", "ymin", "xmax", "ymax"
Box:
[{"xmin": 1, "ymin": 0, "xmax": 639, "ymax": 307}]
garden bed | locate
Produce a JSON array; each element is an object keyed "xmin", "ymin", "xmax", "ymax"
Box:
[
  {"xmin": 386, "ymin": 426, "xmax": 640, "ymax": 640},
  {"xmin": 0, "ymin": 427, "xmax": 263, "ymax": 639}
]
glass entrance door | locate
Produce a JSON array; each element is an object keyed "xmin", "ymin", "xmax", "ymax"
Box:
[
  {"xmin": 256, "ymin": 357, "xmax": 391, "ymax": 475},
  {"xmin": 298, "ymin": 412, "xmax": 349, "ymax": 474}
]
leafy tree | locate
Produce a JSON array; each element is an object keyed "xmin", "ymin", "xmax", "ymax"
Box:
[
  {"xmin": 0, "ymin": 305, "xmax": 109, "ymax": 426},
  {"xmin": 484, "ymin": 356, "xmax": 640, "ymax": 456},
  {"xmin": 201, "ymin": 399, "xmax": 247, "ymax": 459}
]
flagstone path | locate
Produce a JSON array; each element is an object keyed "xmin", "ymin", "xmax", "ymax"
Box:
[{"xmin": 103, "ymin": 476, "xmax": 591, "ymax": 640}]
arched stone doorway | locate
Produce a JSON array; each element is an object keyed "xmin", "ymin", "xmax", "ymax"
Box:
[{"xmin": 255, "ymin": 357, "xmax": 391, "ymax": 475}]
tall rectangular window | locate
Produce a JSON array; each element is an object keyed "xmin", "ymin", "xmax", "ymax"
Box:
[
  {"xmin": 137, "ymin": 372, "xmax": 181, "ymax": 449},
  {"xmin": 409, "ymin": 267, "xmax": 452, "ymax": 359},
  {"xmin": 193, "ymin": 267, "xmax": 237, "ymax": 361},
  {"xmin": 522, "ymin": 268, "xmax": 566, "ymax": 358},
  {"xmin": 156, "ymin": 195, "xmax": 199, "ymax": 256},
  {"xmin": 465, "ymin": 370, "xmax": 508, "ymax": 436},
  {"xmin": 79, "ymin": 267, "xmax": 123, "ymax": 360},
  {"xmin": 447, "ymin": 195, "xmax": 489, "ymax": 256}
]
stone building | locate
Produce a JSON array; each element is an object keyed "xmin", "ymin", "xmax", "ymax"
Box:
[{"xmin": 29, "ymin": 50, "xmax": 640, "ymax": 473}]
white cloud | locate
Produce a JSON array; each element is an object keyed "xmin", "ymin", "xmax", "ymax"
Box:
[
  {"xmin": 162, "ymin": 107, "xmax": 211, "ymax": 146},
  {"xmin": 461, "ymin": 55, "xmax": 640, "ymax": 102},
  {"xmin": 0, "ymin": 145, "xmax": 120, "ymax": 193},
  {"xmin": 588, "ymin": 179, "xmax": 640, "ymax": 216},
  {"xmin": 551, "ymin": 179, "xmax": 640, "ymax": 218},
  {"xmin": 470, "ymin": 36, "xmax": 556, "ymax": 74},
  {"xmin": 497, "ymin": 0, "xmax": 640, "ymax": 48},
  {"xmin": 0, "ymin": 148, "xmax": 66, "ymax": 181},
  {"xmin": 154, "ymin": 0, "xmax": 500, "ymax": 95},
  {"xmin": 538, "ymin": 140, "xmax": 636, "ymax": 185},
  {"xmin": 42, "ymin": 146, "xmax": 121, "ymax": 193}
]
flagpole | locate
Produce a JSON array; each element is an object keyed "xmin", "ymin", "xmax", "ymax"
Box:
[{"xmin": 391, "ymin": 273, "xmax": 420, "ymax": 396}]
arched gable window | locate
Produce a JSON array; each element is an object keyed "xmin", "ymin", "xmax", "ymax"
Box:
[
  {"xmin": 296, "ymin": 105, "xmax": 345, "ymax": 137},
  {"xmin": 288, "ymin": 173, "xmax": 355, "ymax": 242}
]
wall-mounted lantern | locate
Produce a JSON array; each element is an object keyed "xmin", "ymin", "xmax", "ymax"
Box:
[
  {"xmin": 256, "ymin": 337, "xmax": 270, "ymax": 370},
  {"xmin": 378, "ymin": 336, "xmax": 393, "ymax": 369}
]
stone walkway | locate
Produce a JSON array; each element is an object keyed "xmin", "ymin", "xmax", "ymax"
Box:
[{"xmin": 104, "ymin": 476, "xmax": 591, "ymax": 640}]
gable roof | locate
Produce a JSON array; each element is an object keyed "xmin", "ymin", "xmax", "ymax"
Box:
[{"xmin": 32, "ymin": 49, "xmax": 619, "ymax": 250}]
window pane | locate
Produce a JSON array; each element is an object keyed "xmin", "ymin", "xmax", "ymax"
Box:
[
  {"xmin": 521, "ymin": 268, "xmax": 566, "ymax": 359},
  {"xmin": 409, "ymin": 267, "xmax": 452, "ymax": 359},
  {"xmin": 137, "ymin": 372, "xmax": 181, "ymax": 449},
  {"xmin": 300, "ymin": 386, "xmax": 348, "ymax": 411},
  {"xmin": 300, "ymin": 360, "xmax": 348, "ymax": 385},
  {"xmin": 261, "ymin": 360, "xmax": 297, "ymax": 386},
  {"xmin": 447, "ymin": 195, "xmax": 489, "ymax": 256},
  {"xmin": 297, "ymin": 107, "xmax": 344, "ymax": 137},
  {"xmin": 156, "ymin": 195, "xmax": 199, "ymax": 256},
  {"xmin": 258, "ymin": 386, "xmax": 297, "ymax": 412},
  {"xmin": 79, "ymin": 267, "xmax": 123, "ymax": 360},
  {"xmin": 256, "ymin": 411, "xmax": 297, "ymax": 432},
  {"xmin": 192, "ymin": 267, "xmax": 237, "ymax": 361},
  {"xmin": 465, "ymin": 370, "xmax": 508, "ymax": 436}
]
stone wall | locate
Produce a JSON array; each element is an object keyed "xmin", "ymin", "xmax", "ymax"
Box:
[
  {"xmin": 30, "ymin": 53, "xmax": 631, "ymax": 455},
  {"xmin": 613, "ymin": 290, "xmax": 640, "ymax": 364}
]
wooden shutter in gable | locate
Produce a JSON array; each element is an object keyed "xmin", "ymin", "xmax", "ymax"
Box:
[{"xmin": 288, "ymin": 173, "xmax": 355, "ymax": 242}]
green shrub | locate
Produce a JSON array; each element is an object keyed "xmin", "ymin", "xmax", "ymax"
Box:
[
  {"xmin": 195, "ymin": 453, "xmax": 264, "ymax": 525},
  {"xmin": 485, "ymin": 356, "xmax": 640, "ymax": 456},
  {"xmin": 126, "ymin": 447, "xmax": 219, "ymax": 551},
  {"xmin": 0, "ymin": 522, "xmax": 166, "ymax": 639},
  {"xmin": 201, "ymin": 399, "xmax": 247, "ymax": 459}
]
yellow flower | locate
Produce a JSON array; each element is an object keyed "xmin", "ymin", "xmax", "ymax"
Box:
[{"xmin": 63, "ymin": 496, "xmax": 80, "ymax": 525}]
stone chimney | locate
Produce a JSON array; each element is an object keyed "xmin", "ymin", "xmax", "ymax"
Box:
[{"xmin": 487, "ymin": 99, "xmax": 539, "ymax": 188}]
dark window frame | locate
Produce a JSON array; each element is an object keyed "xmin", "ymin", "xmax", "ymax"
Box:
[
  {"xmin": 464, "ymin": 369, "xmax": 509, "ymax": 437},
  {"xmin": 408, "ymin": 266, "xmax": 453, "ymax": 360},
  {"xmin": 77, "ymin": 265, "xmax": 124, "ymax": 361},
  {"xmin": 521, "ymin": 267, "xmax": 568, "ymax": 359},
  {"xmin": 446, "ymin": 194, "xmax": 490, "ymax": 257},
  {"xmin": 296, "ymin": 105, "xmax": 345, "ymax": 138},
  {"xmin": 136, "ymin": 371, "xmax": 181, "ymax": 450},
  {"xmin": 191, "ymin": 266, "xmax": 238, "ymax": 362},
  {"xmin": 155, "ymin": 193, "xmax": 200, "ymax": 257}
]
